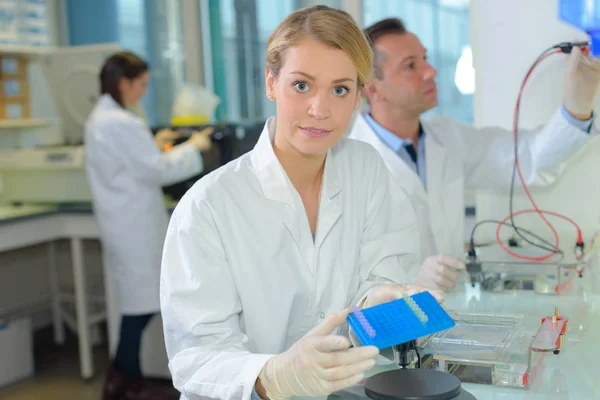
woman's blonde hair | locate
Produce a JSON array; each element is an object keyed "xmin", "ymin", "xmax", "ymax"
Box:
[{"xmin": 266, "ymin": 5, "xmax": 373, "ymax": 87}]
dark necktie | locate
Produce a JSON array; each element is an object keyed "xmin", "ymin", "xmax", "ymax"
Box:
[
  {"xmin": 404, "ymin": 143, "xmax": 418, "ymax": 165},
  {"xmin": 404, "ymin": 123, "xmax": 424, "ymax": 170}
]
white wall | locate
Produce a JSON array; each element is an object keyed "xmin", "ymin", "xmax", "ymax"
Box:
[{"xmin": 470, "ymin": 0, "xmax": 600, "ymax": 245}]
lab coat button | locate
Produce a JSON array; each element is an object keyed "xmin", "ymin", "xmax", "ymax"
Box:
[{"xmin": 320, "ymin": 312, "xmax": 325, "ymax": 319}]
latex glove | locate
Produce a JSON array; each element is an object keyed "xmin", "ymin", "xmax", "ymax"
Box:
[
  {"xmin": 154, "ymin": 128, "xmax": 181, "ymax": 151},
  {"xmin": 257, "ymin": 309, "xmax": 379, "ymax": 399},
  {"xmin": 362, "ymin": 283, "xmax": 445, "ymax": 309},
  {"xmin": 564, "ymin": 45, "xmax": 600, "ymax": 120},
  {"xmin": 186, "ymin": 127, "xmax": 214, "ymax": 152},
  {"xmin": 416, "ymin": 256, "xmax": 466, "ymax": 292}
]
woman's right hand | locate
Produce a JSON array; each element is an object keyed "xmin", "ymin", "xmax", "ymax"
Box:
[
  {"xmin": 155, "ymin": 128, "xmax": 181, "ymax": 151},
  {"xmin": 256, "ymin": 309, "xmax": 379, "ymax": 399},
  {"xmin": 187, "ymin": 127, "xmax": 214, "ymax": 151}
]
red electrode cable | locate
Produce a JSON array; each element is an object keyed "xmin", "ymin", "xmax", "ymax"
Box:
[{"xmin": 496, "ymin": 48, "xmax": 585, "ymax": 262}]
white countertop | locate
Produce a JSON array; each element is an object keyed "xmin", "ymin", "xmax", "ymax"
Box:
[
  {"xmin": 2, "ymin": 203, "xmax": 598, "ymax": 398},
  {"xmin": 331, "ymin": 277, "xmax": 600, "ymax": 400},
  {"xmin": 0, "ymin": 204, "xmax": 59, "ymax": 220}
]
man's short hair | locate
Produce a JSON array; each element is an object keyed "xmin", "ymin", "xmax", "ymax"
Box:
[{"xmin": 364, "ymin": 18, "xmax": 407, "ymax": 79}]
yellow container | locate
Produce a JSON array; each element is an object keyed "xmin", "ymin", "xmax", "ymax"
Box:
[{"xmin": 171, "ymin": 115, "xmax": 209, "ymax": 126}]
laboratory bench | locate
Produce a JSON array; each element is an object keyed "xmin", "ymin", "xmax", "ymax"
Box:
[
  {"xmin": 330, "ymin": 288, "xmax": 600, "ymax": 400},
  {"xmin": 0, "ymin": 200, "xmax": 177, "ymax": 381},
  {"xmin": 0, "ymin": 200, "xmax": 179, "ymax": 224},
  {"xmin": 2, "ymin": 203, "xmax": 599, "ymax": 399}
]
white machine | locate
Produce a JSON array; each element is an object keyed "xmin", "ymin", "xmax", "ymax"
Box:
[
  {"xmin": 0, "ymin": 43, "xmax": 119, "ymax": 204},
  {"xmin": 0, "ymin": 145, "xmax": 90, "ymax": 202}
]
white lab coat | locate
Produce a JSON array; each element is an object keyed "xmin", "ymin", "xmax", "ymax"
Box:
[
  {"xmin": 348, "ymin": 109, "xmax": 597, "ymax": 267},
  {"xmin": 160, "ymin": 117, "xmax": 421, "ymax": 400},
  {"xmin": 84, "ymin": 94, "xmax": 203, "ymax": 315}
]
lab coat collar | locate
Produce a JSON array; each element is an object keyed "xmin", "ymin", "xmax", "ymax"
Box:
[
  {"xmin": 251, "ymin": 117, "xmax": 343, "ymax": 255},
  {"xmin": 250, "ymin": 117, "xmax": 342, "ymax": 205},
  {"xmin": 352, "ymin": 113, "xmax": 427, "ymax": 203},
  {"xmin": 363, "ymin": 112, "xmax": 424, "ymax": 153},
  {"xmin": 98, "ymin": 93, "xmax": 122, "ymax": 110}
]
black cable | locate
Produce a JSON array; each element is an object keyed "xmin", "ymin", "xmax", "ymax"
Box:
[
  {"xmin": 470, "ymin": 219, "xmax": 563, "ymax": 255},
  {"xmin": 554, "ymin": 41, "xmax": 590, "ymax": 54},
  {"xmin": 507, "ymin": 41, "xmax": 590, "ymax": 254},
  {"xmin": 466, "ymin": 41, "xmax": 591, "ymax": 270},
  {"xmin": 509, "ymin": 45, "xmax": 562, "ymax": 253},
  {"xmin": 468, "ymin": 41, "xmax": 591, "ymax": 258}
]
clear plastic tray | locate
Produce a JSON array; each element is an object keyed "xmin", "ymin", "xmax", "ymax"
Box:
[
  {"xmin": 470, "ymin": 245, "xmax": 584, "ymax": 294},
  {"xmin": 418, "ymin": 311, "xmax": 566, "ymax": 388}
]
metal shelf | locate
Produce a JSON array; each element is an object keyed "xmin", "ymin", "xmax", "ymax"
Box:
[{"xmin": 0, "ymin": 45, "xmax": 52, "ymax": 60}]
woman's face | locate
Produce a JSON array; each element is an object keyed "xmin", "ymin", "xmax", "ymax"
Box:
[
  {"xmin": 120, "ymin": 71, "xmax": 150, "ymax": 106},
  {"xmin": 266, "ymin": 38, "xmax": 361, "ymax": 157}
]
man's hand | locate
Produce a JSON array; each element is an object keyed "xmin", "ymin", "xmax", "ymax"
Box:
[
  {"xmin": 416, "ymin": 255, "xmax": 466, "ymax": 292},
  {"xmin": 564, "ymin": 45, "xmax": 600, "ymax": 120}
]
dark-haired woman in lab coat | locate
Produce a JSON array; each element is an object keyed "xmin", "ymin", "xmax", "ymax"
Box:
[{"xmin": 84, "ymin": 51, "xmax": 212, "ymax": 400}]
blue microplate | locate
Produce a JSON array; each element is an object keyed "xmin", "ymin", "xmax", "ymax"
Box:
[{"xmin": 347, "ymin": 291, "xmax": 455, "ymax": 349}]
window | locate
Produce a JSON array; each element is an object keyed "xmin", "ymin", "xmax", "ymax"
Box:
[
  {"xmin": 362, "ymin": 0, "xmax": 473, "ymax": 123},
  {"xmin": 66, "ymin": 0, "xmax": 186, "ymax": 126},
  {"xmin": 117, "ymin": 0, "xmax": 186, "ymax": 126},
  {"xmin": 206, "ymin": 0, "xmax": 342, "ymax": 122},
  {"xmin": 0, "ymin": 0, "xmax": 51, "ymax": 46},
  {"xmin": 203, "ymin": 0, "xmax": 472, "ymax": 124}
]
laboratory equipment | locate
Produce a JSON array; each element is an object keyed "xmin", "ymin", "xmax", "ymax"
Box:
[
  {"xmin": 0, "ymin": 43, "xmax": 119, "ymax": 203},
  {"xmin": 540, "ymin": 307, "xmax": 568, "ymax": 354},
  {"xmin": 347, "ymin": 291, "xmax": 455, "ymax": 349},
  {"xmin": 465, "ymin": 244, "xmax": 584, "ymax": 294},
  {"xmin": 349, "ymin": 293, "xmax": 478, "ymax": 400},
  {"xmin": 364, "ymin": 369, "xmax": 477, "ymax": 400},
  {"xmin": 0, "ymin": 121, "xmax": 265, "ymax": 204},
  {"xmin": 158, "ymin": 120, "xmax": 265, "ymax": 200},
  {"xmin": 171, "ymin": 83, "xmax": 220, "ymax": 126},
  {"xmin": 0, "ymin": 43, "xmax": 266, "ymax": 204},
  {"xmin": 418, "ymin": 309, "xmax": 568, "ymax": 389},
  {"xmin": 466, "ymin": 33, "xmax": 590, "ymax": 279},
  {"xmin": 0, "ymin": 145, "xmax": 92, "ymax": 203},
  {"xmin": 42, "ymin": 44, "xmax": 121, "ymax": 144},
  {"xmin": 559, "ymin": 0, "xmax": 600, "ymax": 57}
]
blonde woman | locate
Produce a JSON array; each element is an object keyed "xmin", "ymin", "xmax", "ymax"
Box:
[{"xmin": 160, "ymin": 6, "xmax": 443, "ymax": 400}]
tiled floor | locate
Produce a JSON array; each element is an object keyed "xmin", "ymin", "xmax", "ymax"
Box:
[{"xmin": 0, "ymin": 327, "xmax": 174, "ymax": 400}]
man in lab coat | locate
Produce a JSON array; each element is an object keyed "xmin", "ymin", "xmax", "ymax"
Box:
[{"xmin": 348, "ymin": 18, "xmax": 600, "ymax": 292}]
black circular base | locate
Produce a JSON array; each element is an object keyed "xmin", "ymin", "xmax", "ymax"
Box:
[{"xmin": 364, "ymin": 369, "xmax": 477, "ymax": 400}]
